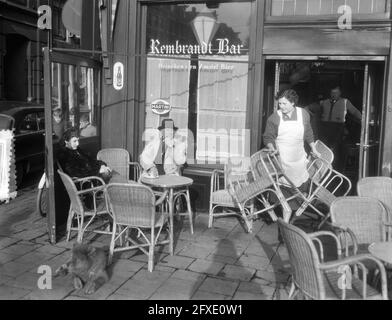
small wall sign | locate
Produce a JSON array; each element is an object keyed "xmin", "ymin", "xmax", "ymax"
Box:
[
  {"xmin": 151, "ymin": 99, "xmax": 171, "ymax": 115},
  {"xmin": 113, "ymin": 62, "xmax": 124, "ymax": 90}
]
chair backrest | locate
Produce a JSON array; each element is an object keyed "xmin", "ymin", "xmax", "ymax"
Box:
[
  {"xmin": 97, "ymin": 148, "xmax": 130, "ymax": 180},
  {"xmin": 106, "ymin": 183, "xmax": 156, "ymax": 228},
  {"xmin": 357, "ymin": 177, "xmax": 392, "ymax": 222},
  {"xmin": 224, "ymin": 156, "xmax": 252, "ymax": 188},
  {"xmin": 278, "ymin": 219, "xmax": 325, "ymax": 300},
  {"xmin": 314, "ymin": 140, "xmax": 334, "ymax": 164},
  {"xmin": 330, "ymin": 197, "xmax": 389, "ymax": 245},
  {"xmin": 57, "ymin": 170, "xmax": 84, "ymax": 214},
  {"xmin": 250, "ymin": 150, "xmax": 280, "ymax": 183}
]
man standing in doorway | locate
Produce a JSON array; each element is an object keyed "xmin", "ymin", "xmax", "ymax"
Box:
[{"xmin": 319, "ymin": 86, "xmax": 362, "ymax": 170}]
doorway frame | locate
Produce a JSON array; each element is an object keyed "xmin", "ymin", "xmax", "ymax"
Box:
[{"xmin": 263, "ymin": 55, "xmax": 388, "ymax": 179}]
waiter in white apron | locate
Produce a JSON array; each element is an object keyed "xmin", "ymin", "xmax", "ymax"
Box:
[{"xmin": 263, "ymin": 89, "xmax": 320, "ymax": 189}]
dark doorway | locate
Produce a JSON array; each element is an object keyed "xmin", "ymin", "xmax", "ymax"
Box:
[
  {"xmin": 263, "ymin": 59, "xmax": 385, "ymax": 187},
  {"xmin": 4, "ymin": 34, "xmax": 29, "ymax": 101}
]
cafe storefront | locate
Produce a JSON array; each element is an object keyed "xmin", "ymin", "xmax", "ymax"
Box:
[
  {"xmin": 44, "ymin": 0, "xmax": 392, "ymax": 241},
  {"xmin": 99, "ymin": 0, "xmax": 392, "ymax": 211}
]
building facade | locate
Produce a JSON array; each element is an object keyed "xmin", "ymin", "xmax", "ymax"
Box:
[
  {"xmin": 37, "ymin": 0, "xmax": 392, "ymax": 241},
  {"xmin": 0, "ymin": 0, "xmax": 73, "ymax": 105},
  {"xmin": 98, "ymin": 0, "xmax": 392, "ymax": 211}
]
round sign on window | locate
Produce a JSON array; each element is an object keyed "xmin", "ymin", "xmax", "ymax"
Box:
[
  {"xmin": 113, "ymin": 62, "xmax": 124, "ymax": 90},
  {"xmin": 151, "ymin": 100, "xmax": 171, "ymax": 115}
]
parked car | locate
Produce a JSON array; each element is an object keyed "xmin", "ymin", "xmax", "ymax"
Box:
[{"xmin": 0, "ymin": 102, "xmax": 45, "ymax": 187}]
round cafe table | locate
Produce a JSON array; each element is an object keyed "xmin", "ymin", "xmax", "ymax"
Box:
[
  {"xmin": 141, "ymin": 175, "xmax": 193, "ymax": 255},
  {"xmin": 368, "ymin": 242, "xmax": 392, "ymax": 265}
]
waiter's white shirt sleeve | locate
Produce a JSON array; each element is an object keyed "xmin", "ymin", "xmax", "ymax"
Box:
[{"xmin": 140, "ymin": 138, "xmax": 160, "ymax": 171}]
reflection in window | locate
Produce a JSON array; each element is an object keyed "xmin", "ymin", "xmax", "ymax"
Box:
[
  {"xmin": 19, "ymin": 113, "xmax": 39, "ymax": 134},
  {"xmin": 51, "ymin": 63, "xmax": 99, "ymax": 141},
  {"xmin": 271, "ymin": 0, "xmax": 390, "ymax": 16},
  {"xmin": 145, "ymin": 2, "xmax": 252, "ymax": 164}
]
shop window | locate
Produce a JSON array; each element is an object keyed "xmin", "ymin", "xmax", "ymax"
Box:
[
  {"xmin": 51, "ymin": 63, "xmax": 99, "ymax": 141},
  {"xmin": 144, "ymin": 1, "xmax": 252, "ymax": 164},
  {"xmin": 270, "ymin": 0, "xmax": 390, "ymax": 16}
]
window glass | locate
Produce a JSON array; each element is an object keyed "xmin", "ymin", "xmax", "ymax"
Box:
[
  {"xmin": 51, "ymin": 63, "xmax": 99, "ymax": 141},
  {"xmin": 37, "ymin": 112, "xmax": 45, "ymax": 131},
  {"xmin": 271, "ymin": 0, "xmax": 390, "ymax": 16},
  {"xmin": 145, "ymin": 1, "xmax": 252, "ymax": 164},
  {"xmin": 78, "ymin": 67, "xmax": 98, "ymax": 138},
  {"xmin": 19, "ymin": 113, "xmax": 38, "ymax": 133}
]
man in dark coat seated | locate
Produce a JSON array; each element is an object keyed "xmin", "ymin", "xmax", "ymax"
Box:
[{"xmin": 58, "ymin": 128, "xmax": 113, "ymax": 184}]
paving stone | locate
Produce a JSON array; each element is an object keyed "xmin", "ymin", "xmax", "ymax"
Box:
[
  {"xmin": 13, "ymin": 229, "xmax": 47, "ymax": 241},
  {"xmin": 188, "ymin": 259, "xmax": 225, "ymax": 276},
  {"xmin": 255, "ymin": 270, "xmax": 290, "ymax": 285},
  {"xmin": 0, "ymin": 261, "xmax": 36, "ymax": 277},
  {"xmin": 159, "ymin": 255, "xmax": 195, "ymax": 269},
  {"xmin": 149, "ymin": 278, "xmax": 202, "ymax": 300},
  {"xmin": 34, "ymin": 245, "xmax": 67, "ymax": 256},
  {"xmin": 109, "ymin": 259, "xmax": 146, "ymax": 274},
  {"xmin": 0, "ymin": 237, "xmax": 20, "ymax": 249},
  {"xmin": 178, "ymin": 243, "xmax": 215, "ymax": 259},
  {"xmin": 198, "ymin": 277, "xmax": 239, "ymax": 297},
  {"xmin": 132, "ymin": 269, "xmax": 172, "ymax": 284},
  {"xmin": 64, "ymin": 296, "xmax": 90, "ymax": 300},
  {"xmin": 128, "ymin": 252, "xmax": 168, "ymax": 265},
  {"xmin": 0, "ymin": 252, "xmax": 19, "ymax": 264},
  {"xmin": 206, "ymin": 253, "xmax": 238, "ymax": 265},
  {"xmin": 233, "ymin": 290, "xmax": 270, "ymax": 300},
  {"xmin": 0, "ymin": 275, "xmax": 14, "ymax": 286},
  {"xmin": 0, "ymin": 285, "xmax": 31, "ymax": 300},
  {"xmin": 218, "ymin": 264, "xmax": 256, "ymax": 282},
  {"xmin": 170, "ymin": 270, "xmax": 206, "ymax": 282},
  {"xmin": 106, "ymin": 293, "xmax": 136, "ymax": 300},
  {"xmin": 115, "ymin": 279, "xmax": 160, "ymax": 299},
  {"xmin": 211, "ymin": 244, "xmax": 245, "ymax": 259},
  {"xmin": 146, "ymin": 264, "xmax": 175, "ymax": 273},
  {"xmin": 24, "ymin": 287, "xmax": 74, "ymax": 300},
  {"xmin": 73, "ymin": 281, "xmax": 122, "ymax": 300},
  {"xmin": 1, "ymin": 244, "xmax": 40, "ymax": 257},
  {"xmin": 236, "ymin": 253, "xmax": 270, "ymax": 270},
  {"xmin": 13, "ymin": 251, "xmax": 56, "ymax": 269},
  {"xmin": 191, "ymin": 290, "xmax": 231, "ymax": 300},
  {"xmin": 4, "ymin": 272, "xmax": 41, "ymax": 291}
]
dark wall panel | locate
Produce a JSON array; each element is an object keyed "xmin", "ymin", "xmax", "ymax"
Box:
[{"xmin": 263, "ymin": 27, "xmax": 391, "ymax": 55}]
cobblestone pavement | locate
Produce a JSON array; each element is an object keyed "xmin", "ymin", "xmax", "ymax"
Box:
[{"xmin": 0, "ymin": 186, "xmax": 389, "ymax": 300}]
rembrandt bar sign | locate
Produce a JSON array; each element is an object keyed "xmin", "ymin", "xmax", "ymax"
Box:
[{"xmin": 150, "ymin": 38, "xmax": 244, "ymax": 55}]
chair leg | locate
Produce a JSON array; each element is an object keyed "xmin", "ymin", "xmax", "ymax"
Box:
[
  {"xmin": 66, "ymin": 208, "xmax": 74, "ymax": 242},
  {"xmin": 108, "ymin": 223, "xmax": 117, "ymax": 266},
  {"xmin": 208, "ymin": 203, "xmax": 214, "ymax": 229},
  {"xmin": 77, "ymin": 215, "xmax": 85, "ymax": 243},
  {"xmin": 185, "ymin": 189, "xmax": 194, "ymax": 235},
  {"xmin": 148, "ymin": 227, "xmax": 155, "ymax": 272}
]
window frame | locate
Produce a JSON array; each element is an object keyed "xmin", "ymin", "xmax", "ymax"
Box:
[{"xmin": 265, "ymin": 0, "xmax": 392, "ymax": 23}]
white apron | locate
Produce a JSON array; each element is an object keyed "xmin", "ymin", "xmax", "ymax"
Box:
[{"xmin": 276, "ymin": 107, "xmax": 309, "ymax": 187}]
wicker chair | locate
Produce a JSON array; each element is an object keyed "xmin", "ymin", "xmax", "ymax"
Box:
[
  {"xmin": 278, "ymin": 219, "xmax": 388, "ymax": 300},
  {"xmin": 58, "ymin": 170, "xmax": 112, "ymax": 243},
  {"xmin": 251, "ymin": 150, "xmax": 335, "ymax": 223},
  {"xmin": 357, "ymin": 177, "xmax": 392, "ymax": 233},
  {"xmin": 106, "ymin": 183, "xmax": 170, "ymax": 272},
  {"xmin": 97, "ymin": 148, "xmax": 141, "ymax": 182},
  {"xmin": 330, "ymin": 197, "xmax": 391, "ymax": 256},
  {"xmin": 208, "ymin": 157, "xmax": 256, "ymax": 231},
  {"xmin": 290, "ymin": 141, "xmax": 352, "ymax": 228}
]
